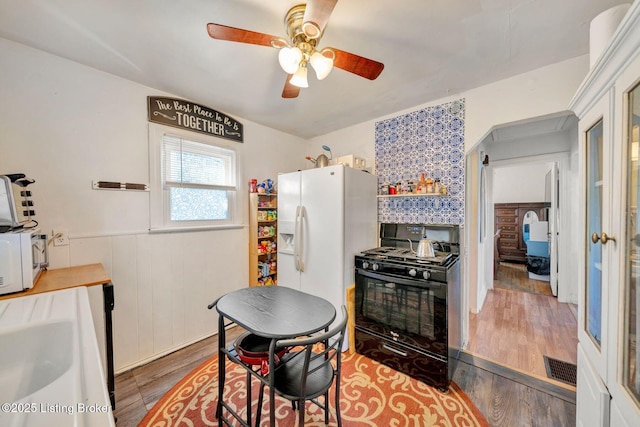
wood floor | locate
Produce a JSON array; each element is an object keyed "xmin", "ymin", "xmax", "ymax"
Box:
[
  {"xmin": 494, "ymin": 262, "xmax": 553, "ymax": 296},
  {"xmin": 113, "ymin": 328, "xmax": 242, "ymax": 427},
  {"xmin": 113, "ymin": 325, "xmax": 575, "ymax": 427},
  {"xmin": 467, "ymin": 262, "xmax": 578, "ymax": 382},
  {"xmin": 454, "ymin": 355, "xmax": 575, "ymax": 427}
]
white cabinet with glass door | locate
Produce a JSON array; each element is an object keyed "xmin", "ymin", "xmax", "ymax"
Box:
[{"xmin": 570, "ymin": 2, "xmax": 640, "ymax": 425}]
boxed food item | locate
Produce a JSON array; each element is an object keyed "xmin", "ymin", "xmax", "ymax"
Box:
[{"xmin": 336, "ymin": 155, "xmax": 366, "ymax": 170}]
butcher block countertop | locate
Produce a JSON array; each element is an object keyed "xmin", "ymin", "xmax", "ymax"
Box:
[{"xmin": 0, "ymin": 263, "xmax": 111, "ymax": 301}]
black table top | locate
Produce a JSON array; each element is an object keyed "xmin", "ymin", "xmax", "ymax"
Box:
[{"xmin": 216, "ymin": 286, "xmax": 336, "ymax": 339}]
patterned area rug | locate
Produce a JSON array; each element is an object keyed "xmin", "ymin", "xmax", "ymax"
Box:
[{"xmin": 139, "ymin": 350, "xmax": 489, "ymax": 426}]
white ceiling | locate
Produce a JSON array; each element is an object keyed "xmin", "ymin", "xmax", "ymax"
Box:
[
  {"xmin": 484, "ymin": 112, "xmax": 577, "ymax": 144},
  {"xmin": 0, "ymin": 0, "xmax": 629, "ymax": 139}
]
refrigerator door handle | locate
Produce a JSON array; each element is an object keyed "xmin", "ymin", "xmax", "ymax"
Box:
[
  {"xmin": 298, "ymin": 205, "xmax": 306, "ymax": 272},
  {"xmin": 294, "ymin": 205, "xmax": 301, "ymax": 271}
]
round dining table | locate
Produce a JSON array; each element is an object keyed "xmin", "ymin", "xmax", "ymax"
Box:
[{"xmin": 213, "ymin": 286, "xmax": 336, "ymax": 426}]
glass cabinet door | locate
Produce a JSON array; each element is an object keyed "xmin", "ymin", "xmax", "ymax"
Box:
[
  {"xmin": 576, "ymin": 95, "xmax": 615, "ymax": 427},
  {"xmin": 586, "ymin": 119, "xmax": 604, "ymax": 348},
  {"xmin": 623, "ymin": 82, "xmax": 640, "ymax": 409}
]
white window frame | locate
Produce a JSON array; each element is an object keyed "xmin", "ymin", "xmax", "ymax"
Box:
[{"xmin": 149, "ymin": 123, "xmax": 242, "ymax": 232}]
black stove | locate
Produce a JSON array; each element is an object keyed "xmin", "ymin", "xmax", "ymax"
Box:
[
  {"xmin": 354, "ymin": 223, "xmax": 461, "ymax": 392},
  {"xmin": 360, "ymin": 246, "xmax": 454, "ymax": 266},
  {"xmin": 356, "ymin": 223, "xmax": 460, "ymax": 284},
  {"xmin": 355, "ymin": 249, "xmax": 455, "ymax": 283}
]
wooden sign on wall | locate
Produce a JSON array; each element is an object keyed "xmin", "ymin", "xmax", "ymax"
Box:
[{"xmin": 147, "ymin": 96, "xmax": 243, "ymax": 143}]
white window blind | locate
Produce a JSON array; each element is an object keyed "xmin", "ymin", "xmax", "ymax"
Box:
[{"xmin": 161, "ymin": 134, "xmax": 237, "ymax": 223}]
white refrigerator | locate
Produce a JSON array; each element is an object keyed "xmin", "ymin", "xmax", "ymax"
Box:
[{"xmin": 277, "ymin": 164, "xmax": 378, "ymax": 330}]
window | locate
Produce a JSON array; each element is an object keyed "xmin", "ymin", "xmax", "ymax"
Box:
[{"xmin": 149, "ymin": 124, "xmax": 239, "ymax": 231}]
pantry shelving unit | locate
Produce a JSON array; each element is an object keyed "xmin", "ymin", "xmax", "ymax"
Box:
[{"xmin": 249, "ymin": 192, "xmax": 277, "ymax": 287}]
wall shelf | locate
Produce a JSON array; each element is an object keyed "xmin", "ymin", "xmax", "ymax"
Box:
[{"xmin": 377, "ymin": 193, "xmax": 447, "ymax": 198}]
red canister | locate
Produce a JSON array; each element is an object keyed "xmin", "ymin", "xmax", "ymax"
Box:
[{"xmin": 249, "ymin": 179, "xmax": 258, "ymax": 193}]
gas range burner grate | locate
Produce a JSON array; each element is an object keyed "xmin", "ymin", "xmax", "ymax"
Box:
[{"xmin": 360, "ymin": 247, "xmax": 454, "ymax": 266}]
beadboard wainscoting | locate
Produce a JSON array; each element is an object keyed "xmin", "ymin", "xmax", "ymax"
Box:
[
  {"xmin": 68, "ymin": 227, "xmax": 248, "ymax": 373},
  {"xmin": 375, "ymin": 99, "xmax": 465, "ymax": 225}
]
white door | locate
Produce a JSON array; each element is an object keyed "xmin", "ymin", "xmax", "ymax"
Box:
[
  {"xmin": 607, "ymin": 53, "xmax": 640, "ymax": 425},
  {"xmin": 577, "ymin": 94, "xmax": 613, "ymax": 426},
  {"xmin": 577, "ymin": 55, "xmax": 640, "ymax": 426},
  {"xmin": 547, "ymin": 162, "xmax": 560, "ymax": 296}
]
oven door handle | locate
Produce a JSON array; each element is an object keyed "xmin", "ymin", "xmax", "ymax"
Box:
[
  {"xmin": 382, "ymin": 343, "xmax": 408, "ymax": 357},
  {"xmin": 356, "ymin": 268, "xmax": 443, "ymax": 289}
]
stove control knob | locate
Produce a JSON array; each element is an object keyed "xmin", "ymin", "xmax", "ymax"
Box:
[
  {"xmin": 372, "ymin": 263, "xmax": 380, "ymax": 271},
  {"xmin": 422, "ymin": 271, "xmax": 431, "ymax": 280},
  {"xmin": 409, "ymin": 269, "xmax": 417, "ymax": 277},
  {"xmin": 362, "ymin": 261, "xmax": 369, "ymax": 270}
]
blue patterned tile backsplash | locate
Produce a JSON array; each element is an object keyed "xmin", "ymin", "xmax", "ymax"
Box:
[{"xmin": 375, "ymin": 99, "xmax": 465, "ymax": 225}]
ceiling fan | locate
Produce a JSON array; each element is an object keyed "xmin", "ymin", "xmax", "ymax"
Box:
[{"xmin": 206, "ymin": 0, "xmax": 384, "ymax": 98}]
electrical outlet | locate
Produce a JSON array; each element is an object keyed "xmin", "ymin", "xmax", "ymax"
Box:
[{"xmin": 53, "ymin": 229, "xmax": 69, "ymax": 246}]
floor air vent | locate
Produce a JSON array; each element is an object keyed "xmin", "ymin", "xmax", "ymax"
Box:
[{"xmin": 543, "ymin": 356, "xmax": 577, "ymax": 386}]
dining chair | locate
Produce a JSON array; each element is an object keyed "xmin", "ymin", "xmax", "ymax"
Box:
[{"xmin": 256, "ymin": 305, "xmax": 348, "ymax": 426}]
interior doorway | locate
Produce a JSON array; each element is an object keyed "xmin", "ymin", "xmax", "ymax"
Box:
[
  {"xmin": 493, "ymin": 162, "xmax": 556, "ymax": 295},
  {"xmin": 463, "ymin": 112, "xmax": 580, "ymax": 385}
]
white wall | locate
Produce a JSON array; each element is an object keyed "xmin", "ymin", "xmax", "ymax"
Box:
[
  {"xmin": 308, "ymin": 55, "xmax": 589, "ymax": 331},
  {"xmin": 310, "ymin": 55, "xmax": 589, "ymax": 157},
  {"xmin": 493, "ymin": 163, "xmax": 552, "ymax": 203},
  {"xmin": 1, "ymin": 37, "xmax": 590, "ymax": 368},
  {"xmin": 0, "ymin": 38, "xmax": 306, "ymax": 371}
]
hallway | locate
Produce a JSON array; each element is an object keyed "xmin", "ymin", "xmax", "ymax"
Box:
[{"xmin": 467, "ymin": 262, "xmax": 578, "ymax": 386}]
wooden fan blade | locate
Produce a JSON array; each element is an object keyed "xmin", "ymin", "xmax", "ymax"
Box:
[
  {"xmin": 302, "ymin": 0, "xmax": 338, "ymax": 38},
  {"xmin": 206, "ymin": 23, "xmax": 281, "ymax": 47},
  {"xmin": 331, "ymin": 48, "xmax": 384, "ymax": 80},
  {"xmin": 282, "ymin": 75, "xmax": 300, "ymax": 98}
]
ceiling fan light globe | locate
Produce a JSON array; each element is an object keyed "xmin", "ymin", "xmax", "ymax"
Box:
[
  {"xmin": 289, "ymin": 66, "xmax": 308, "ymax": 88},
  {"xmin": 310, "ymin": 51, "xmax": 333, "ymax": 80},
  {"xmin": 278, "ymin": 46, "xmax": 302, "ymax": 74}
]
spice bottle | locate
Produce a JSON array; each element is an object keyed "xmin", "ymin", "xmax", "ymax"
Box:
[{"xmin": 426, "ymin": 178, "xmax": 434, "ymax": 193}]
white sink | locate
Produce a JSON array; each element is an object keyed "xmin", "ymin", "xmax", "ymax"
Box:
[
  {"xmin": 0, "ymin": 320, "xmax": 73, "ymax": 403},
  {"xmin": 0, "ymin": 287, "xmax": 114, "ymax": 426}
]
